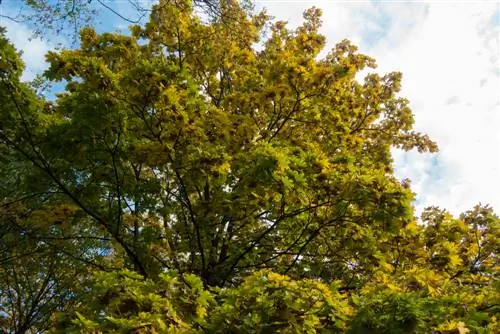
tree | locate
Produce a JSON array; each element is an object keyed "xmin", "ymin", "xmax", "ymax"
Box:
[
  {"xmin": 0, "ymin": 0, "xmax": 497, "ymax": 332},
  {"xmin": 37, "ymin": 0, "xmax": 437, "ymax": 288}
]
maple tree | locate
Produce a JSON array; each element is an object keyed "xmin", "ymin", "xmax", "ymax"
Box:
[{"xmin": 0, "ymin": 0, "xmax": 498, "ymax": 332}]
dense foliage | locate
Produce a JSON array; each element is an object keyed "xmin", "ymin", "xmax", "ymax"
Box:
[{"xmin": 0, "ymin": 0, "xmax": 498, "ymax": 332}]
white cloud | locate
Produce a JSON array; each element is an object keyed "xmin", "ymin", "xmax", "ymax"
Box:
[
  {"xmin": 1, "ymin": 20, "xmax": 52, "ymax": 81},
  {"xmin": 373, "ymin": 4, "xmax": 500, "ymax": 216},
  {"xmin": 258, "ymin": 1, "xmax": 500, "ymax": 216}
]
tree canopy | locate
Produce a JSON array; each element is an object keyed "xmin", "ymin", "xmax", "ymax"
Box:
[{"xmin": 0, "ymin": 0, "xmax": 498, "ymax": 333}]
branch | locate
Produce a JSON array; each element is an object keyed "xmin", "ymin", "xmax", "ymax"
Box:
[
  {"xmin": 95, "ymin": 0, "xmax": 144, "ymax": 23},
  {"xmin": 220, "ymin": 201, "xmax": 331, "ymax": 285}
]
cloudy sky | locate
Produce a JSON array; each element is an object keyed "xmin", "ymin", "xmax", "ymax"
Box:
[
  {"xmin": 1, "ymin": 0, "xmax": 499, "ymax": 216},
  {"xmin": 258, "ymin": 1, "xmax": 500, "ymax": 216}
]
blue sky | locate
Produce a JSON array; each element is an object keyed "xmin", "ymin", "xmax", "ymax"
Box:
[{"xmin": 1, "ymin": 0, "xmax": 499, "ymax": 216}]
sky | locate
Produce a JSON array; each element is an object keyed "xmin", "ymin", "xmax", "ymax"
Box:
[{"xmin": 1, "ymin": 0, "xmax": 499, "ymax": 217}]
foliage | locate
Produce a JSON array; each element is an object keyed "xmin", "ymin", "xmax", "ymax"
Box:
[
  {"xmin": 349, "ymin": 204, "xmax": 500, "ymax": 333},
  {"xmin": 56, "ymin": 269, "xmax": 212, "ymax": 333},
  {"xmin": 207, "ymin": 271, "xmax": 352, "ymax": 333},
  {"xmin": 59, "ymin": 270, "xmax": 351, "ymax": 333},
  {"xmin": 0, "ymin": 0, "xmax": 497, "ymax": 332}
]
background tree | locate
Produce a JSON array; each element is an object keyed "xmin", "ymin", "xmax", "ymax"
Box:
[{"xmin": 0, "ymin": 26, "xmax": 107, "ymax": 332}]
